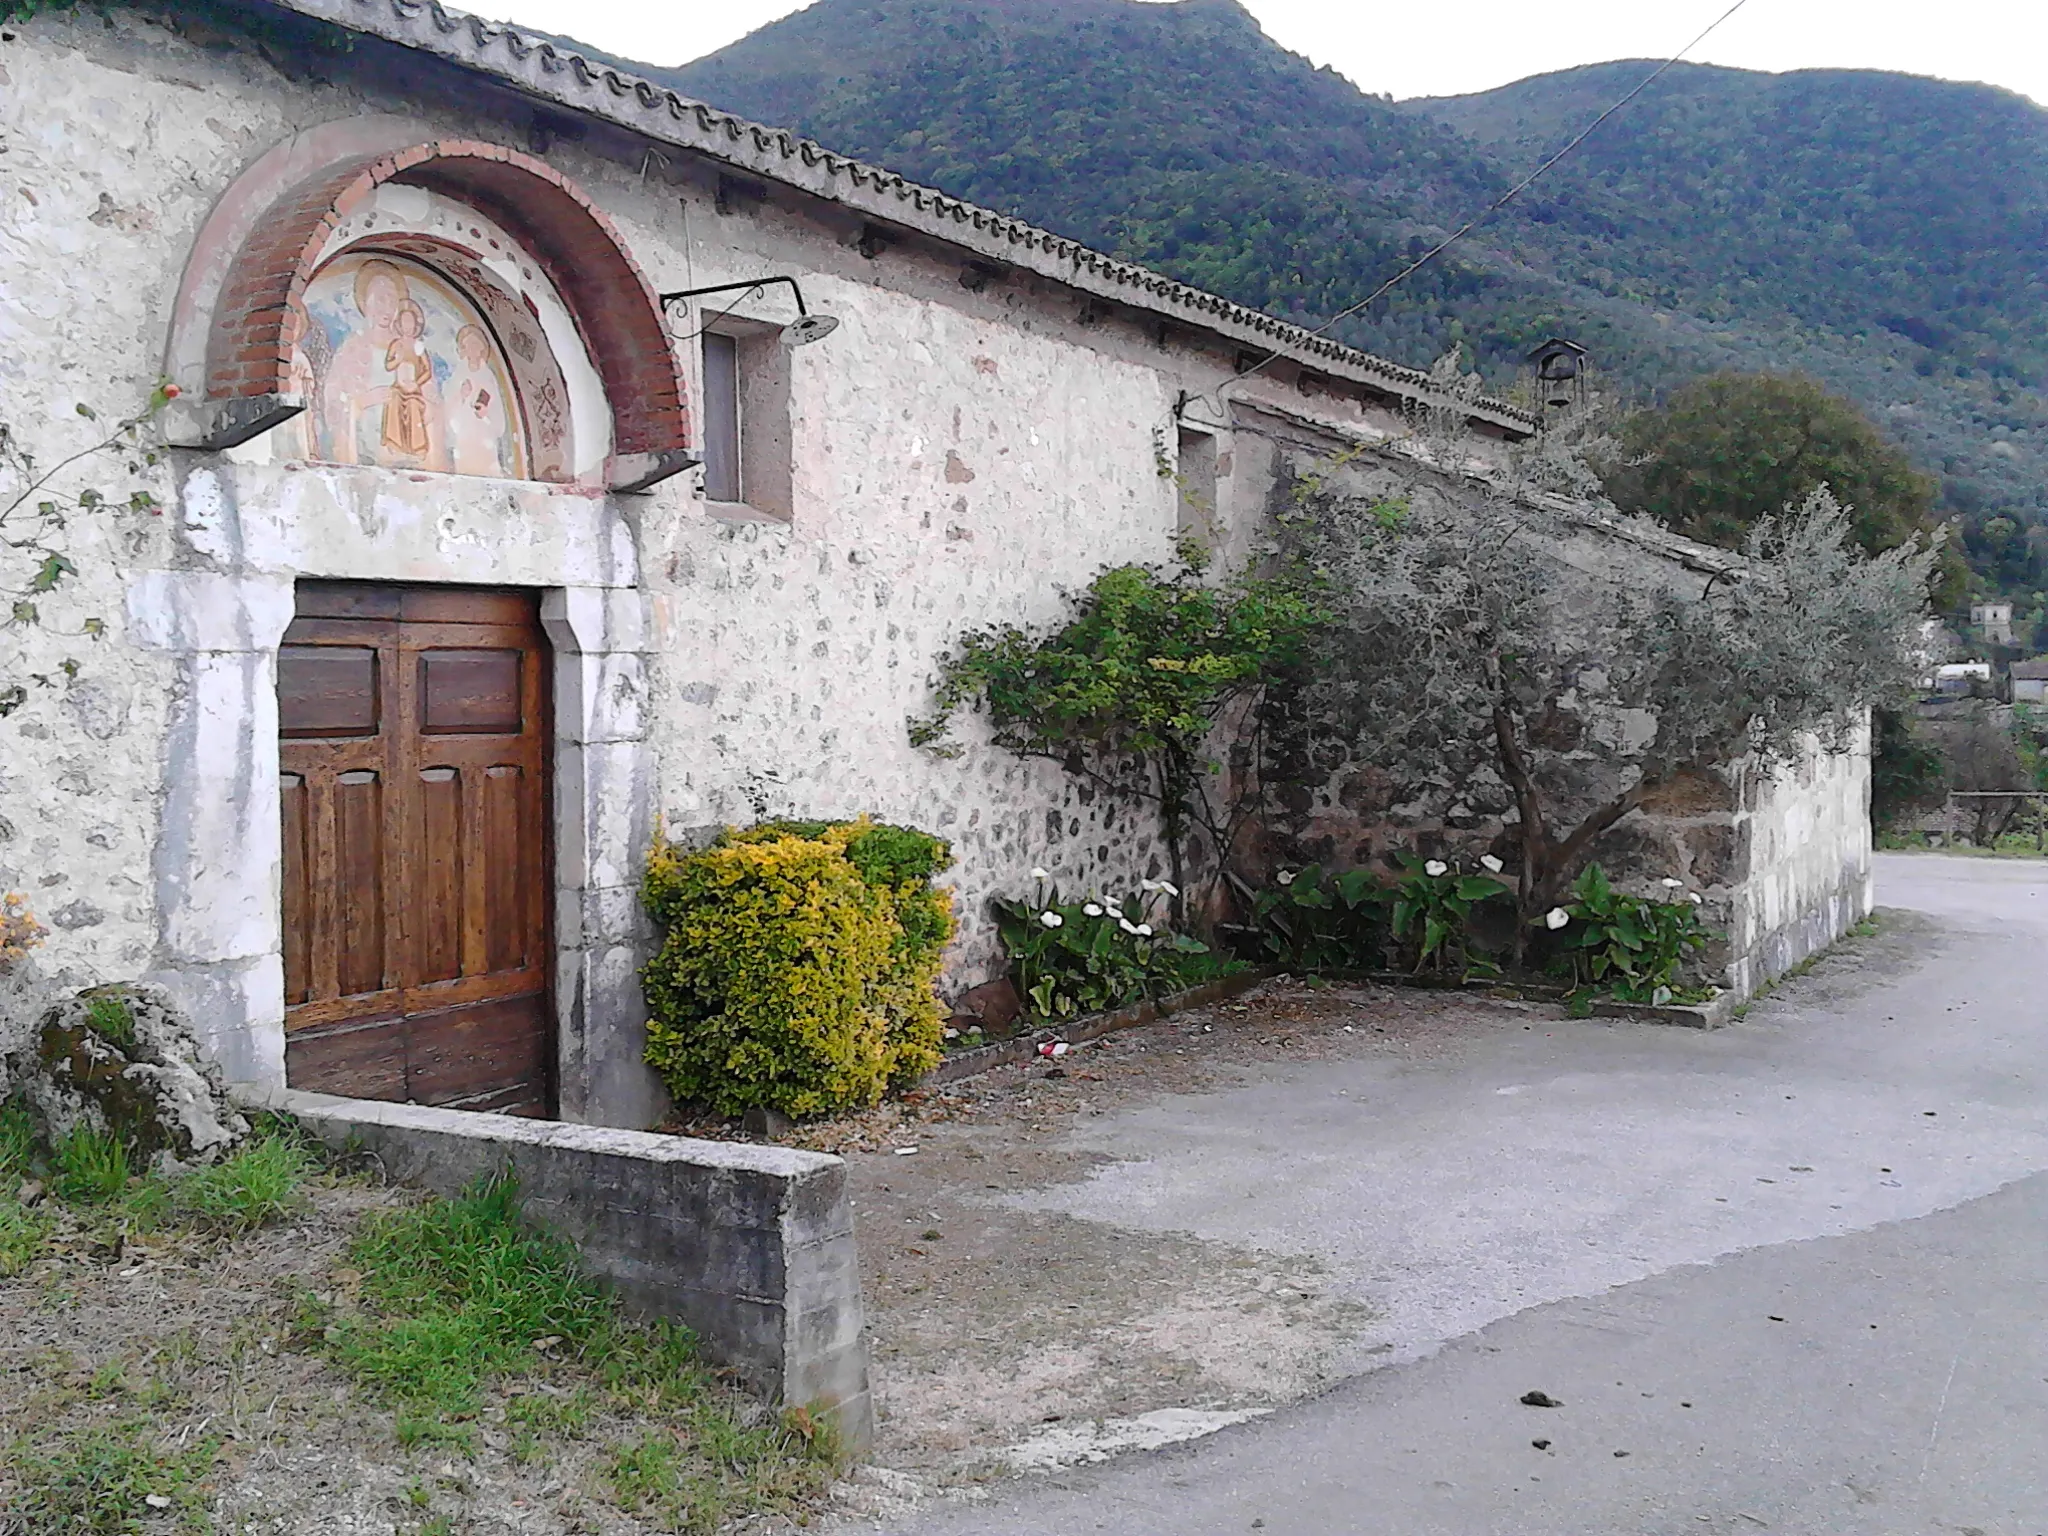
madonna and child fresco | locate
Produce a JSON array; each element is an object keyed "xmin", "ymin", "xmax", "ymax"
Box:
[{"xmin": 287, "ymin": 252, "xmax": 531, "ymax": 480}]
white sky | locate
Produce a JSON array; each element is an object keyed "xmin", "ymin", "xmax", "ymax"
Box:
[{"xmin": 475, "ymin": 0, "xmax": 2048, "ymax": 108}]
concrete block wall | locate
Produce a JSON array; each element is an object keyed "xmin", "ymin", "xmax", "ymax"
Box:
[{"xmin": 262, "ymin": 1088, "xmax": 874, "ymax": 1451}]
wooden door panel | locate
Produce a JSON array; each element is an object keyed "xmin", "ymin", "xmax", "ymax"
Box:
[
  {"xmin": 416, "ymin": 767, "xmax": 466, "ymax": 985},
  {"xmin": 280, "ymin": 583, "xmax": 552, "ymax": 1114},
  {"xmin": 333, "ymin": 769, "xmax": 386, "ymax": 997},
  {"xmin": 419, "ymin": 649, "xmax": 524, "ymax": 734},
  {"xmin": 480, "ymin": 763, "xmax": 530, "ymax": 972},
  {"xmin": 280, "ymin": 772, "xmax": 312, "ymax": 1006},
  {"xmin": 287, "ymin": 1014, "xmax": 409, "ymax": 1102},
  {"xmin": 405, "ymin": 994, "xmax": 551, "ymax": 1114},
  {"xmin": 278, "ymin": 645, "xmax": 380, "ymax": 737}
]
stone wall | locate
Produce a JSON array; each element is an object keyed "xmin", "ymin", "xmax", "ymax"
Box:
[{"xmin": 1723, "ymin": 724, "xmax": 1875, "ymax": 996}]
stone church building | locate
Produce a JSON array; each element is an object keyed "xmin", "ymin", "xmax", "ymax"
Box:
[{"xmin": 0, "ymin": 0, "xmax": 1871, "ymax": 1130}]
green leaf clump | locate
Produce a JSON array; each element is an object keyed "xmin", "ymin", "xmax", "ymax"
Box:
[{"xmin": 641, "ymin": 818, "xmax": 954, "ymax": 1118}]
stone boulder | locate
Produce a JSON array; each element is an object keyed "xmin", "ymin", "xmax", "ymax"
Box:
[{"xmin": 2, "ymin": 983, "xmax": 247, "ymax": 1170}]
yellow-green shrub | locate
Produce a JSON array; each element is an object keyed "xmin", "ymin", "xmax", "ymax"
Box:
[{"xmin": 641, "ymin": 819, "xmax": 953, "ymax": 1118}]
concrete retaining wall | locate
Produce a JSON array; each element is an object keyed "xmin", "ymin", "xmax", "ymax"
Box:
[{"xmin": 253, "ymin": 1088, "xmax": 873, "ymax": 1451}]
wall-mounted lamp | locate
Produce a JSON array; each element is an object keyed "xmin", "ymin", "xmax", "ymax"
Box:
[{"xmin": 658, "ymin": 277, "xmax": 841, "ymax": 348}]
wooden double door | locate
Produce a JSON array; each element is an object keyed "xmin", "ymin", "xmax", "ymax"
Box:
[{"xmin": 278, "ymin": 583, "xmax": 554, "ymax": 1115}]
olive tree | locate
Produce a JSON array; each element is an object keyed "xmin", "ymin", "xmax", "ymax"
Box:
[{"xmin": 1278, "ymin": 481, "xmax": 1935, "ymax": 932}]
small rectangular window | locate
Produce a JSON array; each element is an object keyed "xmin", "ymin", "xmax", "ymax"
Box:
[
  {"xmin": 702, "ymin": 332, "xmax": 741, "ymax": 504},
  {"xmin": 1176, "ymin": 426, "xmax": 1218, "ymax": 546},
  {"xmin": 702, "ymin": 329, "xmax": 795, "ymax": 519}
]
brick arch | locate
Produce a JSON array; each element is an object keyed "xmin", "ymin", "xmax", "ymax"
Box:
[{"xmin": 203, "ymin": 138, "xmax": 687, "ymax": 464}]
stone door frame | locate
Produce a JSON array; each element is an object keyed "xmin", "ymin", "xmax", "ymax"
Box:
[{"xmin": 131, "ymin": 539, "xmax": 664, "ymax": 1129}]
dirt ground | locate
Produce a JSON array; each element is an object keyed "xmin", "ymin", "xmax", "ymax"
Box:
[
  {"xmin": 0, "ymin": 1178, "xmax": 816, "ymax": 1536},
  {"xmin": 736, "ymin": 979, "xmax": 1578, "ymax": 1492}
]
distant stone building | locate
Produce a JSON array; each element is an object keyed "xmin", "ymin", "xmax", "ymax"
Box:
[
  {"xmin": 2011, "ymin": 660, "xmax": 2048, "ymax": 703},
  {"xmin": 0, "ymin": 0, "xmax": 1873, "ymax": 1127},
  {"xmin": 1972, "ymin": 600, "xmax": 2015, "ymax": 646}
]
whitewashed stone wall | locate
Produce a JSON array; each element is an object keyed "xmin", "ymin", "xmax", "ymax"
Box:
[
  {"xmin": 0, "ymin": 11, "xmax": 1243, "ymax": 1120},
  {"xmin": 1724, "ymin": 724, "xmax": 1875, "ymax": 997}
]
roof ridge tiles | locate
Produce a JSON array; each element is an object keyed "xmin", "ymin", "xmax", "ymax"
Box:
[{"xmin": 262, "ymin": 0, "xmax": 1533, "ymax": 429}]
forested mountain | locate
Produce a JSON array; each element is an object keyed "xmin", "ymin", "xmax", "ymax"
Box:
[{"xmin": 554, "ymin": 0, "xmax": 2048, "ymax": 591}]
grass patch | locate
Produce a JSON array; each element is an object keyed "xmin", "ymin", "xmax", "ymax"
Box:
[
  {"xmin": 3, "ymin": 1418, "xmax": 219, "ymax": 1535},
  {"xmin": 0, "ymin": 1114, "xmax": 317, "ymax": 1277},
  {"xmin": 323, "ymin": 1176, "xmax": 837, "ymax": 1526},
  {"xmin": 121, "ymin": 1120, "xmax": 315, "ymax": 1237},
  {"xmin": 50, "ymin": 1126, "xmax": 129, "ymax": 1205}
]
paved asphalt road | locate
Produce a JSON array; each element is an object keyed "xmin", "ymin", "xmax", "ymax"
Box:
[{"xmin": 872, "ymin": 854, "xmax": 2048, "ymax": 1534}]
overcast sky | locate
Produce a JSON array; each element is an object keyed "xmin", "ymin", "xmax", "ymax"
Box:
[{"xmin": 477, "ymin": 0, "xmax": 2048, "ymax": 108}]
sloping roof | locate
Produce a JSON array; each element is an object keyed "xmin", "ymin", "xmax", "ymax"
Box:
[
  {"xmin": 2008, "ymin": 659, "xmax": 2048, "ymax": 680},
  {"xmin": 257, "ymin": 0, "xmax": 1539, "ymax": 437}
]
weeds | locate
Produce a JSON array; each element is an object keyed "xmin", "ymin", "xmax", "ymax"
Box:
[
  {"xmin": 324, "ymin": 1175, "xmax": 838, "ymax": 1522},
  {"xmin": 50, "ymin": 1126, "xmax": 129, "ymax": 1204},
  {"xmin": 4, "ymin": 1418, "xmax": 218, "ymax": 1535},
  {"xmin": 123, "ymin": 1120, "xmax": 314, "ymax": 1236}
]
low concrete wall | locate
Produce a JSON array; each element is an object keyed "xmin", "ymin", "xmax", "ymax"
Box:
[{"xmin": 253, "ymin": 1089, "xmax": 872, "ymax": 1451}]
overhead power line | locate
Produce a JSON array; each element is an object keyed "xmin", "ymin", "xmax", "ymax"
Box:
[{"xmin": 1219, "ymin": 0, "xmax": 1757, "ymax": 397}]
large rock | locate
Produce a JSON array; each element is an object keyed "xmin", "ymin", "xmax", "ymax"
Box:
[{"xmin": 3, "ymin": 983, "xmax": 247, "ymax": 1170}]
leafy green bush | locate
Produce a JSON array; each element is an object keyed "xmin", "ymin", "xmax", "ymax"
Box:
[
  {"xmin": 912, "ymin": 559, "xmax": 1323, "ymax": 910},
  {"xmin": 1231, "ymin": 863, "xmax": 1387, "ymax": 971},
  {"xmin": 994, "ymin": 875, "xmax": 1238, "ymax": 1023},
  {"xmin": 642, "ymin": 819, "xmax": 954, "ymax": 1119},
  {"xmin": 1545, "ymin": 865, "xmax": 1713, "ymax": 1005},
  {"xmin": 1388, "ymin": 853, "xmax": 1511, "ymax": 975}
]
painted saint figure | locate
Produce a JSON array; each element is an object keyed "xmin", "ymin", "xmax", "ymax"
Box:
[
  {"xmin": 447, "ymin": 323, "xmax": 507, "ymax": 477},
  {"xmin": 381, "ymin": 299, "xmax": 435, "ymax": 461}
]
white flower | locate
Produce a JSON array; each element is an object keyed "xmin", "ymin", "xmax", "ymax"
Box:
[
  {"xmin": 1479, "ymin": 855, "xmax": 1504, "ymax": 873},
  {"xmin": 1140, "ymin": 878, "xmax": 1163, "ymax": 893},
  {"xmin": 1661, "ymin": 877, "xmax": 1684, "ymax": 889},
  {"xmin": 1159, "ymin": 881, "xmax": 1179, "ymax": 897},
  {"xmin": 1135, "ymin": 923, "xmax": 1154, "ymax": 937},
  {"xmin": 1083, "ymin": 902, "xmax": 1104, "ymax": 917},
  {"xmin": 1424, "ymin": 859, "xmax": 1449, "ymax": 877},
  {"xmin": 1030, "ymin": 867, "xmax": 1050, "ymax": 881},
  {"xmin": 1544, "ymin": 907, "xmax": 1571, "ymax": 930},
  {"xmin": 1276, "ymin": 870, "xmax": 1295, "ymax": 887},
  {"xmin": 1118, "ymin": 917, "xmax": 1140, "ymax": 935},
  {"xmin": 1039, "ymin": 910, "xmax": 1063, "ymax": 928},
  {"xmin": 1689, "ymin": 892, "xmax": 1705, "ymax": 906}
]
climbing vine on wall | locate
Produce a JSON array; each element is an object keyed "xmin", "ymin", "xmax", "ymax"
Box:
[
  {"xmin": 0, "ymin": 388, "xmax": 174, "ymax": 721},
  {"xmin": 910, "ymin": 555, "xmax": 1324, "ymax": 912}
]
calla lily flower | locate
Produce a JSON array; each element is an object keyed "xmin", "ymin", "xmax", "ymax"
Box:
[
  {"xmin": 1544, "ymin": 907, "xmax": 1571, "ymax": 930},
  {"xmin": 1039, "ymin": 910, "xmax": 1063, "ymax": 928}
]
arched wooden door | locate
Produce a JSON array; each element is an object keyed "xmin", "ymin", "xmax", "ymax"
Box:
[{"xmin": 277, "ymin": 582, "xmax": 554, "ymax": 1115}]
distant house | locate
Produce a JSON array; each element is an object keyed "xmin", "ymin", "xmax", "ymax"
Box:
[
  {"xmin": 2012, "ymin": 660, "xmax": 2048, "ymax": 703},
  {"xmin": 1933, "ymin": 661, "xmax": 1994, "ymax": 695},
  {"xmin": 1971, "ymin": 601, "xmax": 2015, "ymax": 646}
]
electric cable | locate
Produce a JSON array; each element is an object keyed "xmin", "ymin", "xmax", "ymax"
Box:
[{"xmin": 1210, "ymin": 0, "xmax": 1757, "ymax": 402}]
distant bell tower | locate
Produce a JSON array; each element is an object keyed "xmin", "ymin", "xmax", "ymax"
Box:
[{"xmin": 1527, "ymin": 337, "xmax": 1590, "ymax": 423}]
